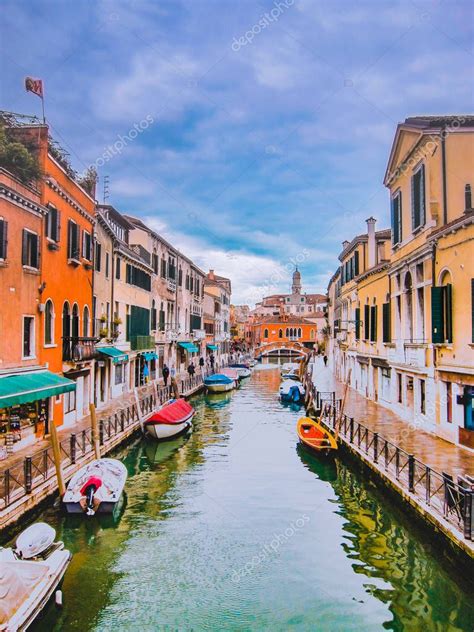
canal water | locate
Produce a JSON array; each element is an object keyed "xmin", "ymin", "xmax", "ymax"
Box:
[{"xmin": 13, "ymin": 364, "xmax": 474, "ymax": 631}]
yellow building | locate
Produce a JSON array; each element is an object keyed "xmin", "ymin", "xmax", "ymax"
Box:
[{"xmin": 328, "ymin": 115, "xmax": 474, "ymax": 449}]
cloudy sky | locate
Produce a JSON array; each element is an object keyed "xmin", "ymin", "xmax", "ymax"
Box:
[{"xmin": 1, "ymin": 0, "xmax": 473, "ymax": 303}]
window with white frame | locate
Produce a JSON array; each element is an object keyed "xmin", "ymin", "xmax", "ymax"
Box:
[
  {"xmin": 82, "ymin": 230, "xmax": 92, "ymax": 261},
  {"xmin": 23, "ymin": 316, "xmax": 35, "ymax": 358},
  {"xmin": 44, "ymin": 300, "xmax": 54, "ymax": 345},
  {"xmin": 22, "ymin": 230, "xmax": 39, "ymax": 269},
  {"xmin": 115, "ymin": 363, "xmax": 125, "ymax": 385},
  {"xmin": 64, "ymin": 389, "xmax": 76, "ymax": 414}
]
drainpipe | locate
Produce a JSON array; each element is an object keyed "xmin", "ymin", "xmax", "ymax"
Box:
[{"xmin": 441, "ymin": 127, "xmax": 448, "ymax": 225}]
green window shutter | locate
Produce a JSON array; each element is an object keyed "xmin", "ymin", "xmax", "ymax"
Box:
[
  {"xmin": 354, "ymin": 251, "xmax": 359, "ymax": 276},
  {"xmin": 370, "ymin": 305, "xmax": 377, "ymax": 342},
  {"xmin": 419, "ymin": 164, "xmax": 426, "ymax": 226},
  {"xmin": 382, "ymin": 302, "xmax": 391, "ymax": 343},
  {"xmin": 445, "ymin": 283, "xmax": 453, "ymax": 343},
  {"xmin": 364, "ymin": 304, "xmax": 370, "ymax": 340},
  {"xmin": 398, "ymin": 192, "xmax": 402, "ymax": 243},
  {"xmin": 431, "ymin": 286, "xmax": 445, "ymax": 343},
  {"xmin": 411, "ymin": 172, "xmax": 417, "ymax": 229},
  {"xmin": 355, "ymin": 307, "xmax": 360, "ymax": 340}
]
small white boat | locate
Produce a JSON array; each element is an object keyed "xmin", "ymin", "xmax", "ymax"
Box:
[
  {"xmin": 144, "ymin": 399, "xmax": 194, "ymax": 440},
  {"xmin": 63, "ymin": 458, "xmax": 127, "ymax": 515},
  {"xmin": 204, "ymin": 374, "xmax": 235, "ymax": 393},
  {"xmin": 279, "ymin": 379, "xmax": 305, "ymax": 403},
  {"xmin": 229, "ymin": 364, "xmax": 252, "ymax": 379},
  {"xmin": 220, "ymin": 368, "xmax": 240, "ymax": 388},
  {"xmin": 0, "ymin": 522, "xmax": 71, "ymax": 631},
  {"xmin": 280, "ymin": 362, "xmax": 300, "ymax": 377}
]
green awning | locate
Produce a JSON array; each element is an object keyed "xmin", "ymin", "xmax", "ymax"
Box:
[
  {"xmin": 143, "ymin": 351, "xmax": 158, "ymax": 361},
  {"xmin": 98, "ymin": 347, "xmax": 129, "ymax": 364},
  {"xmin": 178, "ymin": 342, "xmax": 199, "ymax": 353},
  {"xmin": 207, "ymin": 344, "xmax": 218, "ymax": 351},
  {"xmin": 0, "ymin": 371, "xmax": 76, "ymax": 409}
]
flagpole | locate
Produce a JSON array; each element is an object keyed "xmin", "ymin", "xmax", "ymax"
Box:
[{"xmin": 41, "ymin": 96, "xmax": 45, "ymax": 124}]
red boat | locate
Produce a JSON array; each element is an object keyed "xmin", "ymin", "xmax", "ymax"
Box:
[{"xmin": 144, "ymin": 398, "xmax": 195, "ymax": 440}]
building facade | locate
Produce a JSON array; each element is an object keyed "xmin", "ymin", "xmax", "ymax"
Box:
[{"xmin": 327, "ymin": 115, "xmax": 474, "ymax": 449}]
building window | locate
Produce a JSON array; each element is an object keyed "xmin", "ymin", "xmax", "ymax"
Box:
[
  {"xmin": 397, "ymin": 373, "xmax": 403, "ymax": 404},
  {"xmin": 45, "ymin": 205, "xmax": 60, "ymax": 242},
  {"xmin": 95, "ymin": 242, "xmax": 102, "ymax": 272},
  {"xmin": 44, "ymin": 299, "xmax": 54, "ymax": 345},
  {"xmin": 279, "ymin": 328, "xmax": 283, "ymax": 338},
  {"xmin": 83, "ymin": 306, "xmax": 90, "ymax": 337},
  {"xmin": 419, "ymin": 379, "xmax": 426, "ymax": 414},
  {"xmin": 431, "ymin": 281, "xmax": 453, "ymax": 344},
  {"xmin": 152, "ymin": 253, "xmax": 159, "ymax": 275},
  {"xmin": 64, "ymin": 389, "xmax": 76, "ymax": 414},
  {"xmin": 178, "ymin": 267, "xmax": 183, "ymax": 286},
  {"xmin": 82, "ymin": 230, "xmax": 92, "ymax": 261},
  {"xmin": 67, "ymin": 220, "xmax": 80, "ymax": 261},
  {"xmin": 364, "ymin": 304, "xmax": 370, "ymax": 340},
  {"xmin": 382, "ymin": 302, "xmax": 391, "ymax": 343},
  {"xmin": 391, "ymin": 191, "xmax": 402, "ymax": 245},
  {"xmin": 62, "ymin": 302, "xmax": 71, "ymax": 339},
  {"xmin": 161, "ymin": 257, "xmax": 167, "ymax": 278},
  {"xmin": 404, "ymin": 273, "xmax": 413, "ymax": 342},
  {"xmin": 151, "ymin": 300, "xmax": 157, "ymax": 330},
  {"xmin": 116, "ymin": 257, "xmax": 121, "ymax": 280},
  {"xmin": 0, "ymin": 218, "xmax": 8, "ymax": 259},
  {"xmin": 22, "ymin": 230, "xmax": 39, "ymax": 269},
  {"xmin": 72, "ymin": 303, "xmax": 80, "ymax": 338},
  {"xmin": 445, "ymin": 382, "xmax": 452, "ymax": 423},
  {"xmin": 263, "ymin": 328, "xmax": 269, "ymax": 339},
  {"xmin": 310, "ymin": 329, "xmax": 314, "ymax": 339},
  {"xmin": 22, "ymin": 316, "xmax": 35, "ymax": 358},
  {"xmin": 465, "ymin": 184, "xmax": 472, "ymax": 211},
  {"xmin": 115, "ymin": 363, "xmax": 125, "ymax": 385},
  {"xmin": 105, "ymin": 252, "xmax": 110, "ymax": 278},
  {"xmin": 411, "ymin": 164, "xmax": 426, "ymax": 231},
  {"xmin": 298, "ymin": 328, "xmax": 302, "ymax": 338}
]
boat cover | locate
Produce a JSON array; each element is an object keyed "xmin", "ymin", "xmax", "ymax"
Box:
[
  {"xmin": 204, "ymin": 374, "xmax": 233, "ymax": 385},
  {"xmin": 146, "ymin": 399, "xmax": 194, "ymax": 425},
  {"xmin": 0, "ymin": 560, "xmax": 47, "ymax": 624}
]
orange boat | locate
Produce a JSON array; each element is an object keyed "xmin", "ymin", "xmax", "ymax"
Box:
[{"xmin": 296, "ymin": 417, "xmax": 338, "ymax": 456}]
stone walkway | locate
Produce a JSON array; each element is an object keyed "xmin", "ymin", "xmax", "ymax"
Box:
[{"xmin": 311, "ymin": 358, "xmax": 474, "ymax": 477}]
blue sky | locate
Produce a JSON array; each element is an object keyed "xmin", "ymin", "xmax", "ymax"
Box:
[{"xmin": 1, "ymin": 0, "xmax": 473, "ymax": 304}]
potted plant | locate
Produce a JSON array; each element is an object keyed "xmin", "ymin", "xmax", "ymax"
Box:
[
  {"xmin": 99, "ymin": 314, "xmax": 107, "ymax": 323},
  {"xmin": 99, "ymin": 327, "xmax": 108, "ymax": 339},
  {"xmin": 112, "ymin": 316, "xmax": 122, "ymax": 326}
]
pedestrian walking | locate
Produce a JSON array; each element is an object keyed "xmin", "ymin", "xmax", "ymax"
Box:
[
  {"xmin": 199, "ymin": 356, "xmax": 205, "ymax": 370},
  {"xmin": 162, "ymin": 364, "xmax": 170, "ymax": 386},
  {"xmin": 323, "ymin": 355, "xmax": 328, "ymax": 367},
  {"xmin": 187, "ymin": 362, "xmax": 195, "ymax": 376},
  {"xmin": 210, "ymin": 353, "xmax": 215, "ymax": 372}
]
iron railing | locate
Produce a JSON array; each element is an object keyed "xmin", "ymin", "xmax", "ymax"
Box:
[{"xmin": 303, "ymin": 375, "xmax": 474, "ymax": 540}]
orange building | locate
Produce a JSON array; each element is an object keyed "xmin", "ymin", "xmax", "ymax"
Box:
[
  {"xmin": 0, "ymin": 118, "xmax": 96, "ymax": 451},
  {"xmin": 251, "ymin": 315, "xmax": 317, "ymax": 349}
]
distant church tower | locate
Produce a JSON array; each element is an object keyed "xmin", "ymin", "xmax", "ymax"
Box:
[{"xmin": 292, "ymin": 266, "xmax": 302, "ymax": 295}]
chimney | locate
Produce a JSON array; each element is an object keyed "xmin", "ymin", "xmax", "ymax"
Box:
[
  {"xmin": 366, "ymin": 217, "xmax": 376, "ymax": 268},
  {"xmin": 342, "ymin": 240, "xmax": 349, "ymax": 249},
  {"xmin": 208, "ymin": 269, "xmax": 215, "ymax": 280}
]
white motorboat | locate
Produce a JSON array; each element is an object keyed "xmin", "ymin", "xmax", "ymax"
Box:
[
  {"xmin": 63, "ymin": 458, "xmax": 127, "ymax": 515},
  {"xmin": 144, "ymin": 398, "xmax": 194, "ymax": 440},
  {"xmin": 280, "ymin": 362, "xmax": 300, "ymax": 377},
  {"xmin": 279, "ymin": 379, "xmax": 305, "ymax": 403},
  {"xmin": 229, "ymin": 364, "xmax": 252, "ymax": 378},
  {"xmin": 204, "ymin": 374, "xmax": 235, "ymax": 393},
  {"xmin": 0, "ymin": 522, "xmax": 71, "ymax": 631}
]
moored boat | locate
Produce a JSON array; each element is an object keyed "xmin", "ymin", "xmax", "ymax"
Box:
[
  {"xmin": 279, "ymin": 379, "xmax": 305, "ymax": 403},
  {"xmin": 280, "ymin": 362, "xmax": 300, "ymax": 377},
  {"xmin": 297, "ymin": 416, "xmax": 337, "ymax": 456},
  {"xmin": 0, "ymin": 522, "xmax": 71, "ymax": 631},
  {"xmin": 229, "ymin": 364, "xmax": 251, "ymax": 378},
  {"xmin": 62, "ymin": 458, "xmax": 127, "ymax": 515},
  {"xmin": 220, "ymin": 368, "xmax": 240, "ymax": 387},
  {"xmin": 204, "ymin": 373, "xmax": 234, "ymax": 393},
  {"xmin": 144, "ymin": 398, "xmax": 194, "ymax": 441}
]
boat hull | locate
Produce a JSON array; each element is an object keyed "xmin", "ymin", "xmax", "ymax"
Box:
[
  {"xmin": 145, "ymin": 419, "xmax": 192, "ymax": 440},
  {"xmin": 206, "ymin": 382, "xmax": 234, "ymax": 393}
]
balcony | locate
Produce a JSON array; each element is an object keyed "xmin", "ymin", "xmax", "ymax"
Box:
[
  {"xmin": 193, "ymin": 329, "xmax": 206, "ymax": 340},
  {"xmin": 387, "ymin": 340, "xmax": 428, "ymax": 368},
  {"xmin": 62, "ymin": 337, "xmax": 99, "ymax": 362},
  {"xmin": 130, "ymin": 335, "xmax": 155, "ymax": 351}
]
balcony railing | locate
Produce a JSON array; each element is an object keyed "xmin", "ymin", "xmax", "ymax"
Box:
[
  {"xmin": 62, "ymin": 337, "xmax": 99, "ymax": 362},
  {"xmin": 130, "ymin": 335, "xmax": 155, "ymax": 351}
]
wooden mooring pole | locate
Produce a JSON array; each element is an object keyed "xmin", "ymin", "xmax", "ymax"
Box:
[
  {"xmin": 49, "ymin": 420, "xmax": 66, "ymax": 497},
  {"xmin": 89, "ymin": 403, "xmax": 101, "ymax": 459}
]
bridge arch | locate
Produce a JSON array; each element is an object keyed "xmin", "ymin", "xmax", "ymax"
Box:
[{"xmin": 254, "ymin": 340, "xmax": 310, "ymax": 358}]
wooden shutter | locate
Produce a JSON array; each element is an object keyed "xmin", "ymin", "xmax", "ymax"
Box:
[
  {"xmin": 364, "ymin": 304, "xmax": 370, "ymax": 340},
  {"xmin": 355, "ymin": 307, "xmax": 360, "ymax": 340},
  {"xmin": 22, "ymin": 229, "xmax": 28, "ymax": 265},
  {"xmin": 0, "ymin": 219, "xmax": 7, "ymax": 259},
  {"xmin": 445, "ymin": 283, "xmax": 453, "ymax": 343},
  {"xmin": 56, "ymin": 209, "xmax": 61, "ymax": 242},
  {"xmin": 67, "ymin": 221, "xmax": 73, "ymax": 258},
  {"xmin": 411, "ymin": 172, "xmax": 417, "ymax": 229},
  {"xmin": 31, "ymin": 234, "xmax": 39, "ymax": 268},
  {"xmin": 354, "ymin": 251, "xmax": 359, "ymax": 275},
  {"xmin": 370, "ymin": 305, "xmax": 377, "ymax": 341},
  {"xmin": 431, "ymin": 286, "xmax": 444, "ymax": 343},
  {"xmin": 382, "ymin": 302, "xmax": 391, "ymax": 343},
  {"xmin": 419, "ymin": 164, "xmax": 425, "ymax": 226}
]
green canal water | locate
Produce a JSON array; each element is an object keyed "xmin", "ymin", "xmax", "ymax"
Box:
[{"xmin": 11, "ymin": 364, "xmax": 474, "ymax": 631}]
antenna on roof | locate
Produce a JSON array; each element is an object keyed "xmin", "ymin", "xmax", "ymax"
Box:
[{"xmin": 103, "ymin": 175, "xmax": 110, "ymax": 204}]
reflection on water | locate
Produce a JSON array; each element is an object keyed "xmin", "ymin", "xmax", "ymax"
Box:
[{"xmin": 13, "ymin": 364, "xmax": 473, "ymax": 631}]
